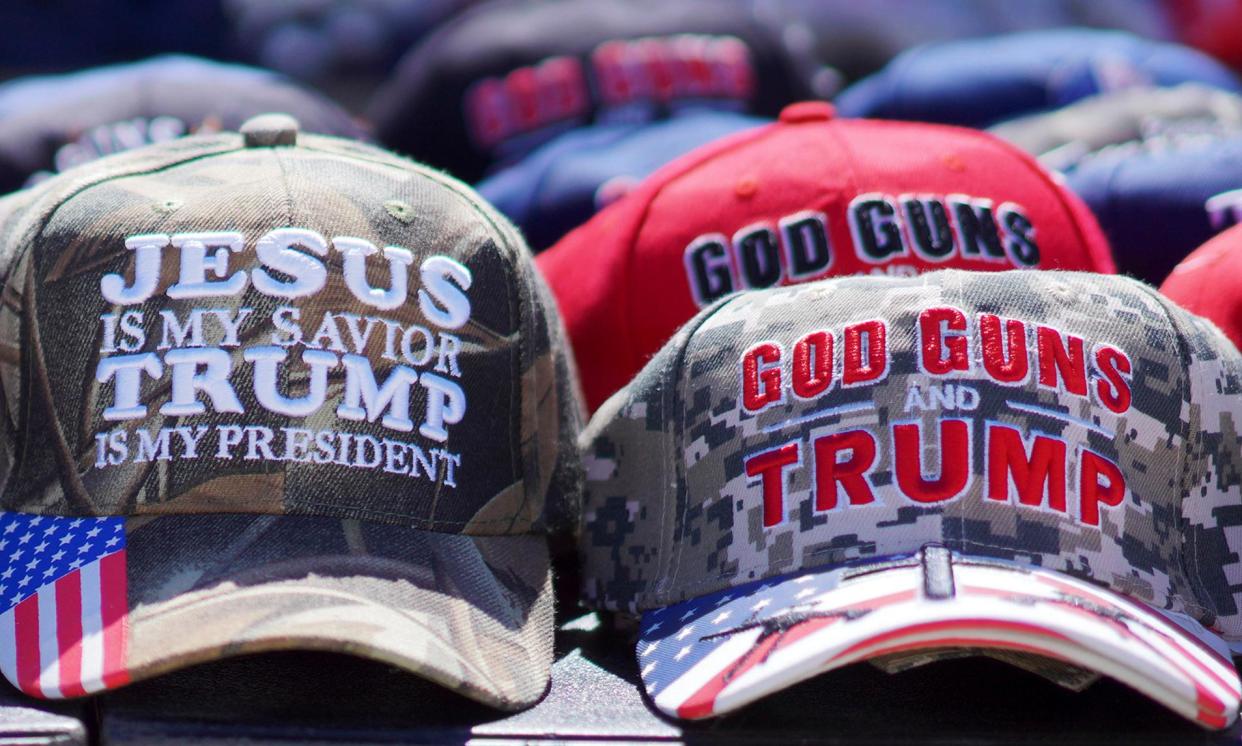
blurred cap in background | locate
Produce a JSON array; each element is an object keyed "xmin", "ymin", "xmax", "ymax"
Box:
[
  {"xmin": 1161, "ymin": 222, "xmax": 1242, "ymax": 353},
  {"xmin": 1062, "ymin": 128, "xmax": 1242, "ymax": 284},
  {"xmin": 366, "ymin": 0, "xmax": 825, "ymax": 182},
  {"xmin": 223, "ymin": 0, "xmax": 474, "ymax": 87},
  {"xmin": 749, "ymin": 0, "xmax": 1174, "ymax": 96},
  {"xmin": 477, "ymin": 109, "xmax": 766, "ymax": 252},
  {"xmin": 836, "ymin": 28, "xmax": 1241, "ymax": 128},
  {"xmin": 990, "ymin": 83, "xmax": 1242, "ymax": 171},
  {"xmin": 0, "ymin": 55, "xmax": 368, "ymax": 194},
  {"xmin": 1165, "ymin": 0, "xmax": 1242, "ymax": 70}
]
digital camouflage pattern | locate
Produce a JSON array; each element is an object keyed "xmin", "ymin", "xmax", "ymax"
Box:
[
  {"xmin": 0, "ymin": 120, "xmax": 582, "ymax": 707},
  {"xmin": 580, "ymin": 270, "xmax": 1242, "ymax": 647}
]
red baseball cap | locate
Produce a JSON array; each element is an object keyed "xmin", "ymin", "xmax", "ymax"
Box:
[
  {"xmin": 1160, "ymin": 223, "xmax": 1242, "ymax": 351},
  {"xmin": 538, "ymin": 101, "xmax": 1117, "ymax": 411}
]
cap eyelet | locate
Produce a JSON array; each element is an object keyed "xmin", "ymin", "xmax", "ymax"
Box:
[{"xmin": 384, "ymin": 199, "xmax": 415, "ymax": 223}]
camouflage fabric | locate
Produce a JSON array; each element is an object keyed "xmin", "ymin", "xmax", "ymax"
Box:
[
  {"xmin": 0, "ymin": 127, "xmax": 583, "ymax": 535},
  {"xmin": 0, "ymin": 117, "xmax": 582, "ymax": 707},
  {"xmin": 580, "ymin": 270, "xmax": 1242, "ymax": 648},
  {"xmin": 123, "ymin": 516, "xmax": 553, "ymax": 709}
]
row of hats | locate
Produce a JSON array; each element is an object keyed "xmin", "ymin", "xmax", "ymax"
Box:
[
  {"xmin": 0, "ymin": 14, "xmax": 1240, "ymax": 734},
  {"xmin": 8, "ymin": 21, "xmax": 1242, "ymax": 292},
  {"xmin": 0, "ymin": 0, "xmax": 1182, "ymax": 86},
  {"xmin": 0, "ymin": 105, "xmax": 1239, "ymax": 731}
]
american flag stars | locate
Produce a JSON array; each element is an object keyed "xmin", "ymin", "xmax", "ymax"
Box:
[{"xmin": 0, "ymin": 511, "xmax": 130, "ymax": 697}]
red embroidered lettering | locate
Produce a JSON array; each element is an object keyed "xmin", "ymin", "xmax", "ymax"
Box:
[
  {"xmin": 843, "ymin": 320, "xmax": 887, "ymax": 385},
  {"xmin": 892, "ymin": 420, "xmax": 971, "ymax": 503},
  {"xmin": 1080, "ymin": 450, "xmax": 1125, "ymax": 526},
  {"xmin": 741, "ymin": 343, "xmax": 782, "ymax": 411},
  {"xmin": 1095, "ymin": 346, "xmax": 1133, "ymax": 414},
  {"xmin": 1036, "ymin": 326, "xmax": 1087, "ymax": 395},
  {"xmin": 979, "ymin": 314, "xmax": 1029, "ymax": 383},
  {"xmin": 813, "ymin": 430, "xmax": 876, "ymax": 510},
  {"xmin": 986, "ymin": 425, "xmax": 1066, "ymax": 512},
  {"xmin": 792, "ymin": 331, "xmax": 833, "ymax": 399},
  {"xmin": 746, "ymin": 443, "xmax": 800, "ymax": 527},
  {"xmin": 919, "ymin": 307, "xmax": 970, "ymax": 375}
]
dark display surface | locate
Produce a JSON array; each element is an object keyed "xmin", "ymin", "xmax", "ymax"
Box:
[{"xmin": 2, "ymin": 610, "xmax": 1236, "ymax": 745}]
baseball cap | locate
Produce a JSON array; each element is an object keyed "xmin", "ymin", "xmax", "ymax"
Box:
[
  {"xmin": 990, "ymin": 84, "xmax": 1242, "ymax": 172},
  {"xmin": 580, "ymin": 269, "xmax": 1242, "ymax": 727},
  {"xmin": 225, "ymin": 0, "xmax": 471, "ymax": 84},
  {"xmin": 538, "ymin": 101, "xmax": 1116, "ymax": 412},
  {"xmin": 1165, "ymin": 0, "xmax": 1242, "ymax": 70},
  {"xmin": 752, "ymin": 0, "xmax": 1176, "ymax": 95},
  {"xmin": 477, "ymin": 110, "xmax": 767, "ymax": 252},
  {"xmin": 1160, "ymin": 223, "xmax": 1242, "ymax": 352},
  {"xmin": 835, "ymin": 29, "xmax": 1241, "ymax": 128},
  {"xmin": 0, "ymin": 55, "xmax": 367, "ymax": 194},
  {"xmin": 366, "ymin": 0, "xmax": 821, "ymax": 182},
  {"xmin": 1061, "ymin": 128, "xmax": 1242, "ymax": 284},
  {"xmin": 0, "ymin": 114, "xmax": 583, "ymax": 707}
]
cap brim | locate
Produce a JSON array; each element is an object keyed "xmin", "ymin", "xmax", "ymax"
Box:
[
  {"xmin": 0, "ymin": 512, "xmax": 552, "ymax": 710},
  {"xmin": 636, "ymin": 555, "xmax": 1240, "ymax": 728}
]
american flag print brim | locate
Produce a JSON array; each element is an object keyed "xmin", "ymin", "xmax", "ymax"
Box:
[
  {"xmin": 636, "ymin": 548, "xmax": 1241, "ymax": 729},
  {"xmin": 0, "ymin": 512, "xmax": 129, "ymax": 698},
  {"xmin": 1, "ymin": 512, "xmax": 555, "ymax": 708}
]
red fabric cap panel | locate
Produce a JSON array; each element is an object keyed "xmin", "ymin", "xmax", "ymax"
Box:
[
  {"xmin": 539, "ymin": 112, "xmax": 1116, "ymax": 412},
  {"xmin": 1160, "ymin": 224, "xmax": 1242, "ymax": 351}
]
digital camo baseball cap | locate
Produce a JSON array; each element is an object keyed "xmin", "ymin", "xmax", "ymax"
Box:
[
  {"xmin": 538, "ymin": 101, "xmax": 1116, "ymax": 412},
  {"xmin": 580, "ymin": 270, "xmax": 1242, "ymax": 727},
  {"xmin": 0, "ymin": 114, "xmax": 582, "ymax": 708}
]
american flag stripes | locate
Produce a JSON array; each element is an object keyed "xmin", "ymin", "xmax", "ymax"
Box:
[
  {"xmin": 637, "ymin": 554, "xmax": 1241, "ymax": 727},
  {"xmin": 0, "ymin": 512, "xmax": 129, "ymax": 698}
]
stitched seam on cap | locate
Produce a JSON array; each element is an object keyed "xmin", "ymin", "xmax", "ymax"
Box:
[
  {"xmin": 984, "ymin": 128, "xmax": 1112, "ymax": 272},
  {"xmin": 25, "ymin": 143, "xmax": 242, "ymax": 248},
  {"xmin": 7, "ymin": 144, "xmax": 241, "ymax": 515},
  {"xmin": 659, "ymin": 291, "xmax": 749, "ymax": 609},
  {"xmin": 622, "ymin": 123, "xmax": 778, "ymax": 378},
  {"xmin": 419, "ymin": 168, "xmax": 532, "ymax": 532},
  {"xmin": 1145, "ymin": 284, "xmax": 1204, "ymax": 621}
]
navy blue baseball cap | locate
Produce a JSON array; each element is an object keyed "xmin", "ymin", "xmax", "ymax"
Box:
[
  {"xmin": 477, "ymin": 109, "xmax": 766, "ymax": 252},
  {"xmin": 749, "ymin": 0, "xmax": 1173, "ymax": 90},
  {"xmin": 0, "ymin": 55, "xmax": 367, "ymax": 194},
  {"xmin": 366, "ymin": 0, "xmax": 821, "ymax": 182},
  {"xmin": 0, "ymin": 0, "xmax": 228, "ymax": 68},
  {"xmin": 835, "ymin": 29, "xmax": 1241, "ymax": 128},
  {"xmin": 1063, "ymin": 129, "xmax": 1242, "ymax": 284}
]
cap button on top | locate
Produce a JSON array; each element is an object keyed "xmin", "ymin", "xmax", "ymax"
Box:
[
  {"xmin": 779, "ymin": 101, "xmax": 836, "ymax": 124},
  {"xmin": 241, "ymin": 113, "xmax": 300, "ymax": 147}
]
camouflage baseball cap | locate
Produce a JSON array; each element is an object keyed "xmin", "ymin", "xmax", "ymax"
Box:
[
  {"xmin": 580, "ymin": 269, "xmax": 1242, "ymax": 727},
  {"xmin": 0, "ymin": 113, "xmax": 583, "ymax": 709}
]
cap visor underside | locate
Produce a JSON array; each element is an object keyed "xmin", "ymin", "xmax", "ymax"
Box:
[
  {"xmin": 636, "ymin": 559, "xmax": 1240, "ymax": 728},
  {"xmin": 0, "ymin": 511, "xmax": 553, "ymax": 710}
]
